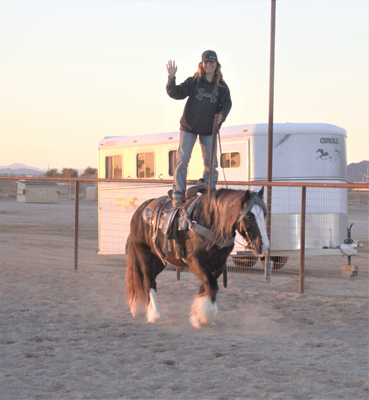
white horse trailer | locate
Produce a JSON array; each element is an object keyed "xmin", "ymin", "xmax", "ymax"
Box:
[{"xmin": 98, "ymin": 123, "xmax": 349, "ymax": 267}]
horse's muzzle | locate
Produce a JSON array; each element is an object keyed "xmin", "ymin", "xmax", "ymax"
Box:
[
  {"xmin": 246, "ymin": 236, "xmax": 269, "ymax": 256},
  {"xmin": 260, "ymin": 236, "xmax": 270, "ymax": 255}
]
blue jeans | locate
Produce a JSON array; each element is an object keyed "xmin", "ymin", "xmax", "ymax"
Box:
[{"xmin": 173, "ymin": 131, "xmax": 218, "ymax": 200}]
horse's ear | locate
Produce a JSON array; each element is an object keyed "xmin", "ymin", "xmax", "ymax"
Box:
[
  {"xmin": 244, "ymin": 190, "xmax": 251, "ymax": 204},
  {"xmin": 258, "ymin": 186, "xmax": 264, "ymax": 198}
]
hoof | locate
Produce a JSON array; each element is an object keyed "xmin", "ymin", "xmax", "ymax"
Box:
[
  {"xmin": 146, "ymin": 289, "xmax": 168, "ymax": 323},
  {"xmin": 129, "ymin": 300, "xmax": 146, "ymax": 317},
  {"xmin": 189, "ymin": 295, "xmax": 218, "ymax": 328}
]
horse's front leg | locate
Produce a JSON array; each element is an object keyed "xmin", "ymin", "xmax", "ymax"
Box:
[
  {"xmin": 188, "ymin": 256, "xmax": 219, "ymax": 328},
  {"xmin": 197, "ymin": 263, "xmax": 226, "ymax": 296}
]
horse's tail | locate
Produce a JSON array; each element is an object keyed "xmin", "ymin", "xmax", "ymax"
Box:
[{"xmin": 125, "ymin": 235, "xmax": 149, "ymax": 316}]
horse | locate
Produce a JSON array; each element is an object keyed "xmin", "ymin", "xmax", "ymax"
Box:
[{"xmin": 125, "ymin": 187, "xmax": 269, "ymax": 328}]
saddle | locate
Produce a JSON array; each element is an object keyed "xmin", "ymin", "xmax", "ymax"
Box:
[{"xmin": 140, "ymin": 182, "xmax": 208, "ymax": 267}]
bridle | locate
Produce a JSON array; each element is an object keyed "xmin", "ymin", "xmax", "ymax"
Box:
[{"xmin": 235, "ymin": 197, "xmax": 267, "ymax": 251}]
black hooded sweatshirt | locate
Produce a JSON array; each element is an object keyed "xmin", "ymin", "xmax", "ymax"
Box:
[{"xmin": 166, "ymin": 76, "xmax": 232, "ymax": 136}]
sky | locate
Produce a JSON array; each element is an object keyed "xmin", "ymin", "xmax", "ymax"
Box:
[{"xmin": 0, "ymin": 0, "xmax": 368, "ymax": 171}]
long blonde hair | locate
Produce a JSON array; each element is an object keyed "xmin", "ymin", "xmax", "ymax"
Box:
[{"xmin": 193, "ymin": 62, "xmax": 225, "ymax": 94}]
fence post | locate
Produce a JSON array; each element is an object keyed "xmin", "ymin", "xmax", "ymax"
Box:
[
  {"xmin": 299, "ymin": 185, "xmax": 306, "ymax": 293},
  {"xmin": 74, "ymin": 181, "xmax": 79, "ymax": 271}
]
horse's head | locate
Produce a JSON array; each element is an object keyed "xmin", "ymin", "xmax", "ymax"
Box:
[{"xmin": 235, "ymin": 187, "xmax": 270, "ymax": 256}]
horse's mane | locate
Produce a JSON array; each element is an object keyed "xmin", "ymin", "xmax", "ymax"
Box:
[{"xmin": 191, "ymin": 188, "xmax": 266, "ymax": 249}]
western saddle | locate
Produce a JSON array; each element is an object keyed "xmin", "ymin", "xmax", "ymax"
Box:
[{"xmin": 141, "ymin": 181, "xmax": 210, "ymax": 267}]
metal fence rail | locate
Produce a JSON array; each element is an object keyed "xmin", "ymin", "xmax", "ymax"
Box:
[{"xmin": 0, "ymin": 176, "xmax": 368, "ymax": 297}]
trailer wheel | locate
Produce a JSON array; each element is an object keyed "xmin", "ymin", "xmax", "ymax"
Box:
[
  {"xmin": 231, "ymin": 255, "xmax": 258, "ymax": 268},
  {"xmin": 260, "ymin": 256, "xmax": 289, "ymax": 270}
]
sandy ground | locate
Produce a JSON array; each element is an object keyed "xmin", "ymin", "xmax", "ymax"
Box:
[{"xmin": 0, "ymin": 199, "xmax": 368, "ymax": 400}]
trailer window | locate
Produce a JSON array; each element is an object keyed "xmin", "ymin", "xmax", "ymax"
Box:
[
  {"xmin": 105, "ymin": 155, "xmax": 123, "ymax": 178},
  {"xmin": 220, "ymin": 152, "xmax": 241, "ymax": 168},
  {"xmin": 137, "ymin": 152, "xmax": 155, "ymax": 178},
  {"xmin": 168, "ymin": 150, "xmax": 178, "ymax": 176}
]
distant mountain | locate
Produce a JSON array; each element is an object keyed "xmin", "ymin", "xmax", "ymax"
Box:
[
  {"xmin": 0, "ymin": 164, "xmax": 88, "ymax": 177},
  {"xmin": 347, "ymin": 160, "xmax": 369, "ymax": 183},
  {"xmin": 0, "ymin": 163, "xmax": 47, "ymax": 172},
  {"xmin": 0, "ymin": 168, "xmax": 46, "ymax": 176},
  {"xmin": 0, "ymin": 163, "xmax": 47, "ymax": 176}
]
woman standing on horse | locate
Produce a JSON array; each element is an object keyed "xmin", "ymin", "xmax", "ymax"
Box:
[{"xmin": 166, "ymin": 50, "xmax": 232, "ymax": 208}]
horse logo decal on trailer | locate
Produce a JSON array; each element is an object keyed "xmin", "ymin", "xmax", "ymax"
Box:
[
  {"xmin": 316, "ymin": 148, "xmax": 341, "ymax": 162},
  {"xmin": 316, "ymin": 149, "xmax": 332, "ymax": 161}
]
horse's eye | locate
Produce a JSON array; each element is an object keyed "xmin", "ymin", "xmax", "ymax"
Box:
[{"xmin": 247, "ymin": 213, "xmax": 253, "ymax": 219}]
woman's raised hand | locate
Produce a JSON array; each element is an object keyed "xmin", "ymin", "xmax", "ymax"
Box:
[{"xmin": 166, "ymin": 60, "xmax": 177, "ymax": 78}]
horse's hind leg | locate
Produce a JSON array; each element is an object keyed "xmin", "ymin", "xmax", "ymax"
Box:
[
  {"xmin": 133, "ymin": 243, "xmax": 168, "ymax": 324},
  {"xmin": 144, "ymin": 255, "xmax": 168, "ymax": 324},
  {"xmin": 146, "ymin": 286, "xmax": 168, "ymax": 324},
  {"xmin": 126, "ymin": 224, "xmax": 168, "ymax": 323},
  {"xmin": 125, "ymin": 238, "xmax": 148, "ymax": 317}
]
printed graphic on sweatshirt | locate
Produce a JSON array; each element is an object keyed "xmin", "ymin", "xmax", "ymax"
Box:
[{"xmin": 196, "ymin": 88, "xmax": 218, "ymax": 103}]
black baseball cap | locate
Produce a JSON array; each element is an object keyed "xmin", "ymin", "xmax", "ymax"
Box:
[{"xmin": 202, "ymin": 50, "xmax": 218, "ymax": 63}]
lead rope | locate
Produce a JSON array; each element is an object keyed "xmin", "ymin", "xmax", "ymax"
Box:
[
  {"xmin": 214, "ymin": 114, "xmax": 228, "ymax": 190},
  {"xmin": 208, "ymin": 116, "xmax": 218, "ymax": 201},
  {"xmin": 217, "ymin": 126, "xmax": 228, "ymax": 189},
  {"xmin": 213, "ymin": 114, "xmax": 229, "ymax": 288}
]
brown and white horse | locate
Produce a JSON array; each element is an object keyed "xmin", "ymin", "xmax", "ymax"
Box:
[{"xmin": 126, "ymin": 187, "xmax": 269, "ymax": 328}]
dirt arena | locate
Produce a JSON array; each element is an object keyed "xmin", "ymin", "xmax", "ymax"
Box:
[{"xmin": 0, "ymin": 199, "xmax": 368, "ymax": 399}]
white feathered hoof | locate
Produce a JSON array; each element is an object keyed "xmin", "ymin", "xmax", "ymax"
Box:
[
  {"xmin": 189, "ymin": 295, "xmax": 218, "ymax": 328},
  {"xmin": 129, "ymin": 299, "xmax": 147, "ymax": 318},
  {"xmin": 146, "ymin": 289, "xmax": 168, "ymax": 324}
]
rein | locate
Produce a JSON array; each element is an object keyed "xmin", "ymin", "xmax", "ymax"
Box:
[
  {"xmin": 208, "ymin": 115, "xmax": 228, "ymax": 202},
  {"xmin": 217, "ymin": 123, "xmax": 228, "ymax": 189},
  {"xmin": 208, "ymin": 116, "xmax": 218, "ymax": 201}
]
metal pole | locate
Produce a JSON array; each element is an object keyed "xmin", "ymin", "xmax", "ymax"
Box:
[
  {"xmin": 299, "ymin": 186, "xmax": 306, "ymax": 294},
  {"xmin": 265, "ymin": 0, "xmax": 276, "ymax": 278},
  {"xmin": 267, "ymin": 0, "xmax": 276, "ymax": 182},
  {"xmin": 74, "ymin": 181, "xmax": 79, "ymax": 271},
  {"xmin": 266, "ymin": 0, "xmax": 276, "ymax": 239},
  {"xmin": 345, "ymin": 223, "xmax": 353, "ymax": 266}
]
